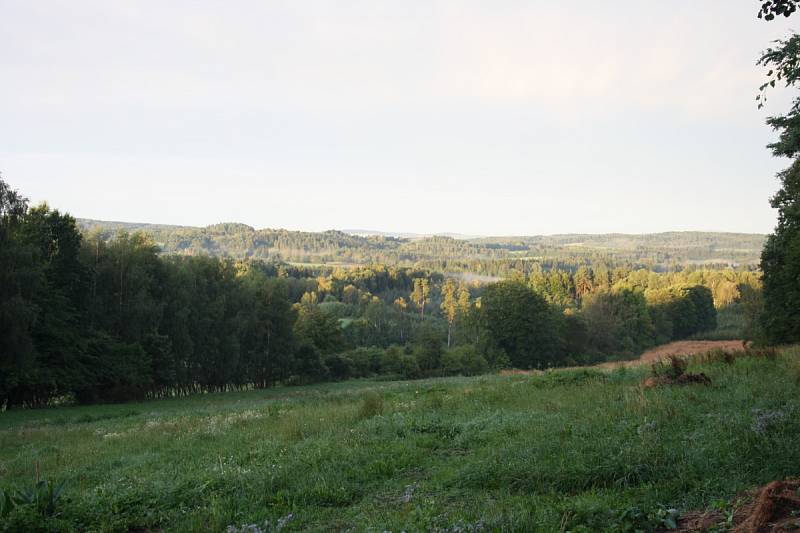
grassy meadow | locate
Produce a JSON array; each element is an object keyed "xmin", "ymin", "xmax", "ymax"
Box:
[{"xmin": 1, "ymin": 348, "xmax": 800, "ymax": 532}]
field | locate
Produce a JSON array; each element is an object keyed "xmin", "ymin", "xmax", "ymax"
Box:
[
  {"xmin": 1, "ymin": 347, "xmax": 800, "ymax": 532},
  {"xmin": 596, "ymin": 340, "xmax": 747, "ymax": 369}
]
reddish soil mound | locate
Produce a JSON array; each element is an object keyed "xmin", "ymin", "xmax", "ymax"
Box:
[
  {"xmin": 673, "ymin": 480, "xmax": 800, "ymax": 532},
  {"xmin": 735, "ymin": 480, "xmax": 800, "ymax": 532}
]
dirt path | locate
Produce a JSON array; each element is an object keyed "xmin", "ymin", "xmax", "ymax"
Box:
[{"xmin": 597, "ymin": 339, "xmax": 746, "ymax": 369}]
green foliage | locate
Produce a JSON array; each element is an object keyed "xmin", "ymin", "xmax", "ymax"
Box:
[
  {"xmin": 563, "ymin": 503, "xmax": 679, "ymax": 532},
  {"xmin": 583, "ymin": 289, "xmax": 655, "ymax": 356},
  {"xmin": 757, "ymin": 33, "xmax": 800, "ymax": 345},
  {"xmin": 652, "ymin": 356, "xmax": 688, "ymax": 380},
  {"xmin": 398, "ymin": 353, "xmax": 421, "ymax": 379},
  {"xmin": 78, "ymin": 218, "xmax": 766, "ymax": 273},
  {"xmin": 442, "ymin": 346, "xmax": 488, "ymax": 376},
  {"xmin": 379, "ymin": 345, "xmax": 403, "ymax": 374},
  {"xmin": 0, "ymin": 176, "xmax": 764, "ymax": 406},
  {"xmin": 646, "ymin": 285, "xmax": 717, "ymax": 342},
  {"xmin": 413, "ymin": 325, "xmax": 445, "ymax": 372},
  {"xmin": 343, "ymin": 347, "xmax": 383, "ymax": 378},
  {"xmin": 294, "ymin": 304, "xmax": 344, "ymax": 355},
  {"xmin": 357, "ymin": 390, "xmax": 384, "ymax": 419},
  {"xmin": 481, "ymin": 280, "xmax": 563, "ymax": 369},
  {"xmin": 0, "ymin": 480, "xmax": 66, "ymax": 519}
]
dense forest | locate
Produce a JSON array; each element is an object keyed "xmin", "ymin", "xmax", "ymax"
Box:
[
  {"xmin": 1, "ymin": 177, "xmax": 765, "ymax": 409},
  {"xmin": 77, "ymin": 218, "xmax": 765, "ymax": 274}
]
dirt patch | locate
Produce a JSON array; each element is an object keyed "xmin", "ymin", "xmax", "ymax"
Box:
[
  {"xmin": 735, "ymin": 480, "xmax": 800, "ymax": 532},
  {"xmin": 499, "ymin": 369, "xmax": 543, "ymax": 376},
  {"xmin": 597, "ymin": 340, "xmax": 747, "ymax": 369},
  {"xmin": 672, "ymin": 480, "xmax": 800, "ymax": 532},
  {"xmin": 638, "ymin": 340, "xmax": 747, "ymax": 364}
]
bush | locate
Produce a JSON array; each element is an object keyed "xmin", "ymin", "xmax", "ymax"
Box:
[
  {"xmin": 380, "ymin": 346, "xmax": 403, "ymax": 374},
  {"xmin": 399, "ymin": 354, "xmax": 420, "ymax": 379},
  {"xmin": 358, "ymin": 391, "xmax": 384, "ymax": 419},
  {"xmin": 290, "ymin": 342, "xmax": 328, "ymax": 384},
  {"xmin": 346, "ymin": 347, "xmax": 383, "ymax": 377},
  {"xmin": 323, "ymin": 353, "xmax": 352, "ymax": 380},
  {"xmin": 442, "ymin": 346, "xmax": 488, "ymax": 376},
  {"xmin": 0, "ymin": 479, "xmax": 67, "ymax": 519},
  {"xmin": 481, "ymin": 280, "xmax": 564, "ymax": 368},
  {"xmin": 413, "ymin": 327, "xmax": 444, "ymax": 372},
  {"xmin": 441, "ymin": 350, "xmax": 464, "ymax": 375},
  {"xmin": 651, "ymin": 356, "xmax": 687, "ymax": 380},
  {"xmin": 462, "ymin": 349, "xmax": 489, "ymax": 376}
]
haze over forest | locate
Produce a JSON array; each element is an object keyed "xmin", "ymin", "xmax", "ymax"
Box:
[{"xmin": 77, "ymin": 217, "xmax": 767, "ymax": 271}]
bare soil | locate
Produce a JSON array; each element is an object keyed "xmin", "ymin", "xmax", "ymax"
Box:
[
  {"xmin": 597, "ymin": 340, "xmax": 747, "ymax": 369},
  {"xmin": 673, "ymin": 480, "xmax": 800, "ymax": 532}
]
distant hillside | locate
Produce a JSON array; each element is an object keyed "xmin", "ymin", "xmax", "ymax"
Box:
[
  {"xmin": 77, "ymin": 219, "xmax": 766, "ymax": 273},
  {"xmin": 343, "ymin": 229, "xmax": 479, "ymax": 240}
]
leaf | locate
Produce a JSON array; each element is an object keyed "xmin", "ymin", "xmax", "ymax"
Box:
[{"xmin": 52, "ymin": 481, "xmax": 66, "ymax": 501}]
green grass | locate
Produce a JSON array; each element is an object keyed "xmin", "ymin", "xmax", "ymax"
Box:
[{"xmin": 1, "ymin": 348, "xmax": 799, "ymax": 532}]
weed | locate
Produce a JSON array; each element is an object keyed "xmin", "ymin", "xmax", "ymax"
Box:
[
  {"xmin": 225, "ymin": 513, "xmax": 294, "ymax": 532},
  {"xmin": 751, "ymin": 407, "xmax": 788, "ymax": 435},
  {"xmin": 358, "ymin": 390, "xmax": 384, "ymax": 419},
  {"xmin": 659, "ymin": 356, "xmax": 688, "ymax": 379},
  {"xmin": 0, "ymin": 479, "xmax": 66, "ymax": 518},
  {"xmin": 701, "ymin": 348, "xmax": 737, "ymax": 365},
  {"xmin": 744, "ymin": 346, "xmax": 778, "ymax": 360},
  {"xmin": 788, "ymin": 356, "xmax": 800, "ymax": 384}
]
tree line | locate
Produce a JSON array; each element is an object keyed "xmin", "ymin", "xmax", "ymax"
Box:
[
  {"xmin": 2, "ymin": 177, "xmax": 745, "ymax": 408},
  {"xmin": 77, "ymin": 217, "xmax": 765, "ymax": 272}
]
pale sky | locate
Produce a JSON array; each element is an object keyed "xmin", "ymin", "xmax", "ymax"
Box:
[{"xmin": 1, "ymin": 1, "xmax": 797, "ymax": 235}]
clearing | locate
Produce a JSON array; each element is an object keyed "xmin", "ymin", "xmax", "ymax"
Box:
[{"xmin": 0, "ymin": 346, "xmax": 798, "ymax": 531}]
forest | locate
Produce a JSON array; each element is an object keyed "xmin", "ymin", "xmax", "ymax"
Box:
[
  {"xmin": 77, "ymin": 218, "xmax": 765, "ymax": 274},
  {"xmin": 1, "ymin": 177, "xmax": 763, "ymax": 409}
]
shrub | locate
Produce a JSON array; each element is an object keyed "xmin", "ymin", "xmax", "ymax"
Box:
[
  {"xmin": 358, "ymin": 391, "xmax": 384, "ymax": 419},
  {"xmin": 651, "ymin": 356, "xmax": 687, "ymax": 380},
  {"xmin": 441, "ymin": 350, "xmax": 464, "ymax": 375},
  {"xmin": 414, "ymin": 327, "xmax": 444, "ymax": 372},
  {"xmin": 399, "ymin": 354, "xmax": 420, "ymax": 379},
  {"xmin": 744, "ymin": 346, "xmax": 778, "ymax": 360},
  {"xmin": 442, "ymin": 346, "xmax": 488, "ymax": 376},
  {"xmin": 380, "ymin": 346, "xmax": 403, "ymax": 374},
  {"xmin": 700, "ymin": 348, "xmax": 737, "ymax": 365},
  {"xmin": 0, "ymin": 479, "xmax": 67, "ymax": 518},
  {"xmin": 788, "ymin": 356, "xmax": 800, "ymax": 385},
  {"xmin": 346, "ymin": 347, "xmax": 383, "ymax": 377},
  {"xmin": 323, "ymin": 353, "xmax": 352, "ymax": 381}
]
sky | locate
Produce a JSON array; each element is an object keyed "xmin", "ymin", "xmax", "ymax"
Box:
[{"xmin": 1, "ymin": 1, "xmax": 798, "ymax": 236}]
